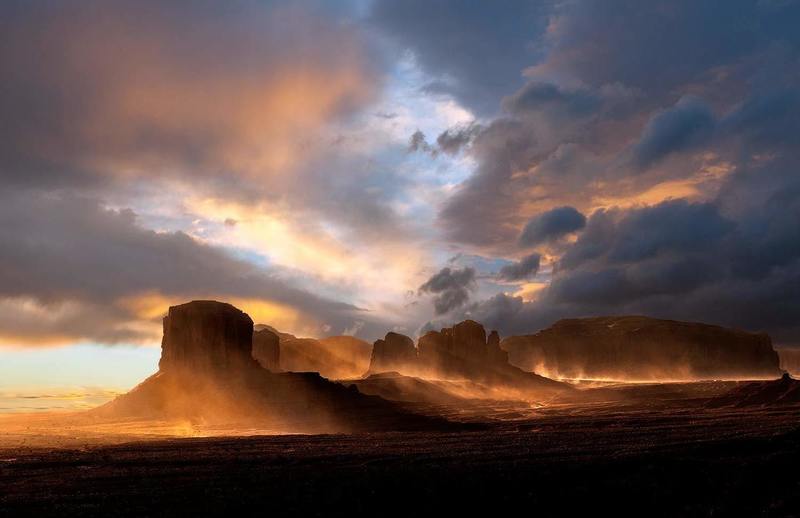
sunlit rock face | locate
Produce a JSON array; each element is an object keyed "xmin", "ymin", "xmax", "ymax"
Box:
[
  {"xmin": 159, "ymin": 300, "xmax": 258, "ymax": 376},
  {"xmin": 252, "ymin": 328, "xmax": 280, "ymax": 371},
  {"xmin": 502, "ymin": 316, "xmax": 782, "ymax": 381},
  {"xmin": 368, "ymin": 332, "xmax": 417, "ymax": 373}
]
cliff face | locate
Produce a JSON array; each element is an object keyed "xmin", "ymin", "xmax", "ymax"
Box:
[
  {"xmin": 502, "ymin": 316, "xmax": 782, "ymax": 381},
  {"xmin": 252, "ymin": 328, "xmax": 280, "ymax": 371},
  {"xmin": 363, "ymin": 319, "xmax": 567, "ymax": 395},
  {"xmin": 418, "ymin": 320, "xmax": 509, "ymax": 377},
  {"xmin": 158, "ymin": 300, "xmax": 257, "ymax": 376}
]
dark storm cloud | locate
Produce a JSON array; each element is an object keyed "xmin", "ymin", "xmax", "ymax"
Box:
[
  {"xmin": 720, "ymin": 90, "xmax": 800, "ymax": 155},
  {"xmin": 455, "ymin": 172, "xmax": 800, "ymax": 342},
  {"xmin": 560, "ymin": 201, "xmax": 733, "ymax": 267},
  {"xmin": 0, "ymin": 191, "xmax": 391, "ymax": 343},
  {"xmin": 535, "ymin": 0, "xmax": 780, "ymax": 96},
  {"xmin": 632, "ymin": 97, "xmax": 716, "ymax": 168},
  {"xmin": 369, "ymin": 0, "xmax": 553, "ymax": 115},
  {"xmin": 502, "ymin": 82, "xmax": 600, "ymax": 117},
  {"xmin": 497, "ymin": 254, "xmax": 541, "ymax": 282},
  {"xmin": 418, "ymin": 267, "xmax": 477, "ymax": 315},
  {"xmin": 431, "ymin": 0, "xmax": 800, "ymax": 253},
  {"xmin": 519, "ymin": 207, "xmax": 587, "ymax": 247},
  {"xmin": 420, "ymin": 0, "xmax": 800, "ymax": 345}
]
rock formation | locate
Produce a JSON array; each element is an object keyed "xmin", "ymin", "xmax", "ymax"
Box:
[
  {"xmin": 98, "ymin": 300, "xmax": 449, "ymax": 432},
  {"xmin": 158, "ymin": 300, "xmax": 257, "ymax": 375},
  {"xmin": 364, "ymin": 319, "xmax": 568, "ymax": 396},
  {"xmin": 418, "ymin": 320, "xmax": 509, "ymax": 377},
  {"xmin": 368, "ymin": 332, "xmax": 417, "ymax": 374},
  {"xmin": 502, "ymin": 316, "xmax": 782, "ymax": 381},
  {"xmin": 252, "ymin": 328, "xmax": 280, "ymax": 371}
]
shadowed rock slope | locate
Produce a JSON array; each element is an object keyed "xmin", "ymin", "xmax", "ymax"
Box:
[
  {"xmin": 96, "ymin": 301, "xmax": 453, "ymax": 433},
  {"xmin": 502, "ymin": 316, "xmax": 781, "ymax": 381},
  {"xmin": 706, "ymin": 373, "xmax": 800, "ymax": 408}
]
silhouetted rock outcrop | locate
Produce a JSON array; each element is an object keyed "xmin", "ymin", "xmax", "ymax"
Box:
[
  {"xmin": 368, "ymin": 332, "xmax": 417, "ymax": 374},
  {"xmin": 252, "ymin": 328, "xmax": 280, "ymax": 371},
  {"xmin": 418, "ymin": 320, "xmax": 510, "ymax": 378},
  {"xmin": 502, "ymin": 316, "xmax": 782, "ymax": 381},
  {"xmin": 363, "ymin": 319, "xmax": 568, "ymax": 397},
  {"xmin": 98, "ymin": 300, "xmax": 452, "ymax": 432},
  {"xmin": 159, "ymin": 300, "xmax": 257, "ymax": 375}
]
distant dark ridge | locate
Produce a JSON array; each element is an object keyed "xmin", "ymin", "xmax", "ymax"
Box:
[{"xmin": 502, "ymin": 315, "xmax": 781, "ymax": 381}]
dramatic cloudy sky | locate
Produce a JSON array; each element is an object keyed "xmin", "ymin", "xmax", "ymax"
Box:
[{"xmin": 2, "ymin": 0, "xmax": 800, "ymax": 390}]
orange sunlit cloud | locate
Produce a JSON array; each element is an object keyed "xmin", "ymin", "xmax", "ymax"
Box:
[{"xmin": 185, "ymin": 198, "xmax": 434, "ymax": 307}]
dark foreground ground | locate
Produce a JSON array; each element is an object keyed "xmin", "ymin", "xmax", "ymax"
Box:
[{"xmin": 2, "ymin": 400, "xmax": 800, "ymax": 517}]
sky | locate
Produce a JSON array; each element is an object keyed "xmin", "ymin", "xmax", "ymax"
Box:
[{"xmin": 2, "ymin": 0, "xmax": 800, "ymax": 394}]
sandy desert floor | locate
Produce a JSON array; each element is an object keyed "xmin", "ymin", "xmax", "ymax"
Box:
[{"xmin": 1, "ymin": 382, "xmax": 800, "ymax": 517}]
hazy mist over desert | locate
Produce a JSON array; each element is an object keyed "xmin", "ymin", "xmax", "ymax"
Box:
[{"xmin": 2, "ymin": 1, "xmax": 800, "ymax": 516}]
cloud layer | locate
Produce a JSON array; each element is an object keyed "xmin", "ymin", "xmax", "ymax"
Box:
[{"xmin": 2, "ymin": 0, "xmax": 800, "ymax": 349}]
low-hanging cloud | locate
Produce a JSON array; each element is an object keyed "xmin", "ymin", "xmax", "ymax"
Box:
[
  {"xmin": 519, "ymin": 207, "xmax": 587, "ymax": 247},
  {"xmin": 632, "ymin": 96, "xmax": 716, "ymax": 168},
  {"xmin": 497, "ymin": 254, "xmax": 541, "ymax": 282},
  {"xmin": 453, "ymin": 172, "xmax": 800, "ymax": 343},
  {"xmin": 418, "ymin": 267, "xmax": 477, "ymax": 315}
]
